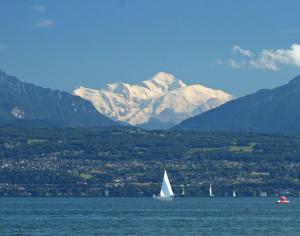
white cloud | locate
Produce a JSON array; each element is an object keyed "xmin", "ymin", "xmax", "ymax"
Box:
[
  {"xmin": 228, "ymin": 59, "xmax": 242, "ymax": 69},
  {"xmin": 228, "ymin": 44, "xmax": 300, "ymax": 71},
  {"xmin": 32, "ymin": 5, "xmax": 46, "ymax": 13},
  {"xmin": 261, "ymin": 44, "xmax": 300, "ymax": 67},
  {"xmin": 249, "ymin": 58, "xmax": 278, "ymax": 71},
  {"xmin": 0, "ymin": 44, "xmax": 7, "ymax": 50},
  {"xmin": 233, "ymin": 45, "xmax": 253, "ymax": 57},
  {"xmin": 36, "ymin": 19, "xmax": 54, "ymax": 28}
]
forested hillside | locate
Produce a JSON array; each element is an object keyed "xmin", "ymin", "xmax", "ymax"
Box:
[{"xmin": 0, "ymin": 127, "xmax": 300, "ymax": 196}]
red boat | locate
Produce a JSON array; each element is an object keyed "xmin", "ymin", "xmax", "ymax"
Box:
[{"xmin": 275, "ymin": 196, "xmax": 290, "ymax": 204}]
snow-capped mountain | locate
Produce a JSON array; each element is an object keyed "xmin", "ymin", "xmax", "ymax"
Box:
[{"xmin": 73, "ymin": 72, "xmax": 233, "ymax": 129}]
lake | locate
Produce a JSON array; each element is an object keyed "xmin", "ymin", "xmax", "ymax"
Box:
[{"xmin": 0, "ymin": 197, "xmax": 299, "ymax": 235}]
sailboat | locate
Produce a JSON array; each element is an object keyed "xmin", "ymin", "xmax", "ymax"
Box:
[
  {"xmin": 233, "ymin": 190, "xmax": 236, "ymax": 197},
  {"xmin": 275, "ymin": 196, "xmax": 289, "ymax": 204},
  {"xmin": 153, "ymin": 169, "xmax": 174, "ymax": 200},
  {"xmin": 209, "ymin": 184, "xmax": 214, "ymax": 197},
  {"xmin": 181, "ymin": 185, "xmax": 185, "ymax": 197}
]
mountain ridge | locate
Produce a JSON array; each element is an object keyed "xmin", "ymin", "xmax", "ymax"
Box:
[
  {"xmin": 74, "ymin": 72, "xmax": 233, "ymax": 129},
  {"xmin": 174, "ymin": 74, "xmax": 300, "ymax": 134},
  {"xmin": 0, "ymin": 70, "xmax": 115, "ymax": 127}
]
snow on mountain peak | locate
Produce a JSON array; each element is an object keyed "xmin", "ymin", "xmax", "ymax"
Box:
[
  {"xmin": 142, "ymin": 72, "xmax": 186, "ymax": 95},
  {"xmin": 151, "ymin": 72, "xmax": 185, "ymax": 88},
  {"xmin": 73, "ymin": 72, "xmax": 233, "ymax": 129}
]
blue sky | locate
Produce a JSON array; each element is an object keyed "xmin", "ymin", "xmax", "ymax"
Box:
[{"xmin": 1, "ymin": 0, "xmax": 300, "ymax": 96}]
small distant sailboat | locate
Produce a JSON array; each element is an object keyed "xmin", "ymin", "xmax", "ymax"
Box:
[
  {"xmin": 153, "ymin": 169, "xmax": 174, "ymax": 200},
  {"xmin": 275, "ymin": 196, "xmax": 290, "ymax": 204},
  {"xmin": 181, "ymin": 185, "xmax": 185, "ymax": 197},
  {"xmin": 209, "ymin": 184, "xmax": 214, "ymax": 197},
  {"xmin": 233, "ymin": 190, "xmax": 236, "ymax": 197}
]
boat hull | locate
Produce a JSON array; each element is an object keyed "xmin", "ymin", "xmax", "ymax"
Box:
[
  {"xmin": 275, "ymin": 200, "xmax": 290, "ymax": 204},
  {"xmin": 275, "ymin": 196, "xmax": 290, "ymax": 204},
  {"xmin": 153, "ymin": 195, "xmax": 173, "ymax": 201}
]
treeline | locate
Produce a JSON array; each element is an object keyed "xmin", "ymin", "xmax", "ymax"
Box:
[{"xmin": 0, "ymin": 126, "xmax": 300, "ymax": 196}]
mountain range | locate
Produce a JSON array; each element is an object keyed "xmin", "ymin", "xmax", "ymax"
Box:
[
  {"xmin": 175, "ymin": 75, "xmax": 300, "ymax": 134},
  {"xmin": 2, "ymin": 69, "xmax": 300, "ymax": 134},
  {"xmin": 0, "ymin": 70, "xmax": 115, "ymax": 127},
  {"xmin": 74, "ymin": 72, "xmax": 233, "ymax": 129}
]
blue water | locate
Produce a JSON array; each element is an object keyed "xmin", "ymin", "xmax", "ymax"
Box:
[{"xmin": 0, "ymin": 197, "xmax": 299, "ymax": 235}]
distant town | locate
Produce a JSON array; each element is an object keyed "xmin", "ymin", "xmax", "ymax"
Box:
[{"xmin": 0, "ymin": 127, "xmax": 299, "ymax": 197}]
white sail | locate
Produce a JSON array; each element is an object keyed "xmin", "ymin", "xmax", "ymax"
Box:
[
  {"xmin": 159, "ymin": 170, "xmax": 174, "ymax": 198},
  {"xmin": 233, "ymin": 190, "xmax": 236, "ymax": 197},
  {"xmin": 209, "ymin": 184, "xmax": 214, "ymax": 197}
]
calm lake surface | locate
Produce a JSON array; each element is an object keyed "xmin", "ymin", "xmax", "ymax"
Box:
[{"xmin": 0, "ymin": 197, "xmax": 299, "ymax": 235}]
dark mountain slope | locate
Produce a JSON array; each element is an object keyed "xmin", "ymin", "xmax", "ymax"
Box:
[
  {"xmin": 174, "ymin": 75, "xmax": 300, "ymax": 134},
  {"xmin": 0, "ymin": 70, "xmax": 115, "ymax": 127}
]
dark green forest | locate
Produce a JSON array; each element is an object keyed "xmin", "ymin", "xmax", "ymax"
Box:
[{"xmin": 0, "ymin": 126, "xmax": 300, "ymax": 197}]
